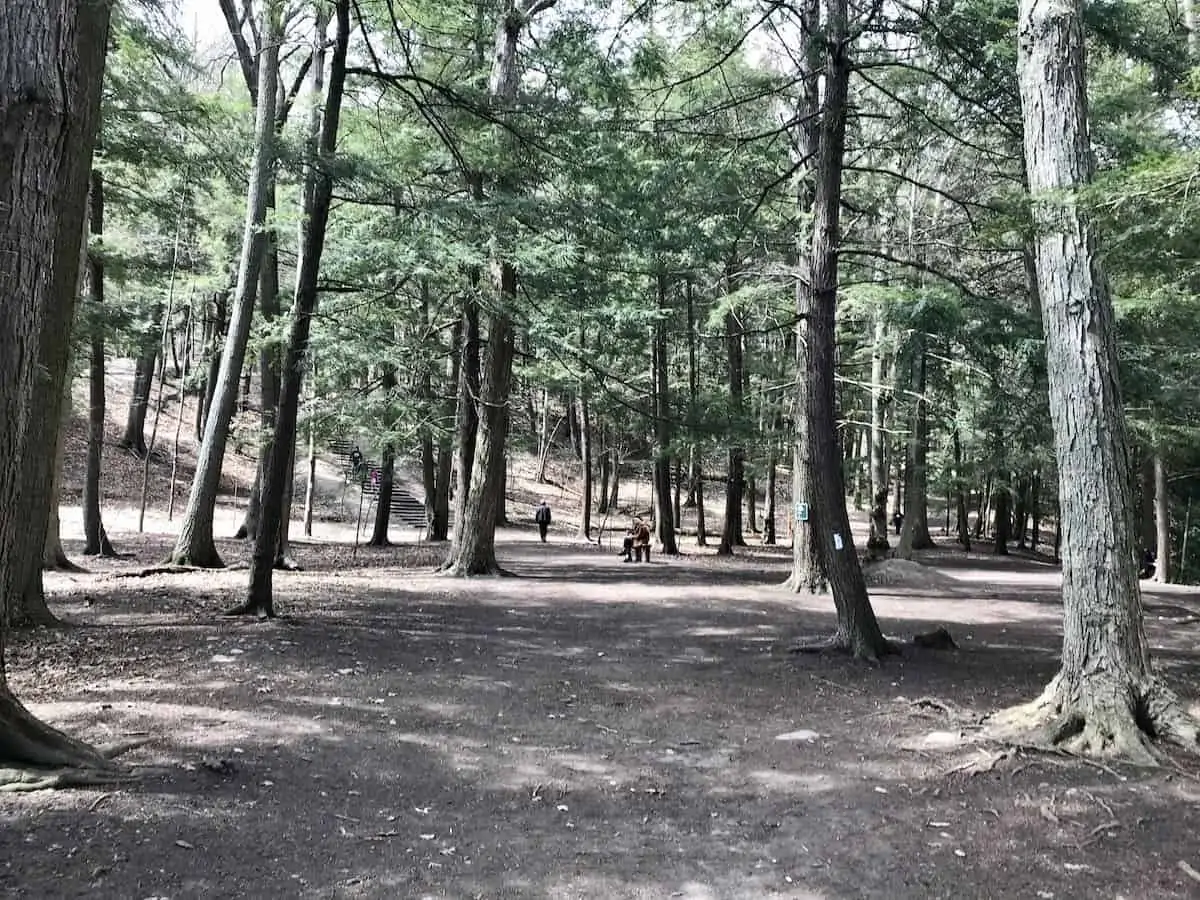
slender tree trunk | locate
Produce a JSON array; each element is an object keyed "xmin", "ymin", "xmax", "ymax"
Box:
[
  {"xmin": 578, "ymin": 391, "xmax": 592, "ymax": 540},
  {"xmin": 608, "ymin": 452, "xmax": 620, "ymax": 513},
  {"xmin": 428, "ymin": 318, "xmax": 458, "ymax": 542},
  {"xmin": 866, "ymin": 318, "xmax": 891, "ymax": 558},
  {"xmin": 303, "ymin": 418, "xmax": 316, "ymax": 537},
  {"xmin": 0, "ymin": 0, "xmax": 117, "ymax": 771},
  {"xmin": 450, "ymin": 284, "xmax": 481, "ymax": 541},
  {"xmin": 993, "ymin": 482, "xmax": 1011, "ymax": 555},
  {"xmin": 718, "ymin": 302, "xmax": 745, "ymax": 555},
  {"xmin": 953, "ymin": 423, "xmax": 971, "ymax": 551},
  {"xmin": 764, "ymin": 454, "xmax": 777, "ymax": 545},
  {"xmin": 991, "ymin": 0, "xmax": 1200, "ymax": 761},
  {"xmin": 120, "ymin": 344, "xmax": 157, "ymax": 456},
  {"xmin": 242, "ymin": 0, "xmax": 346, "ymax": 614},
  {"xmin": 1153, "ymin": 454, "xmax": 1171, "ymax": 584},
  {"xmin": 652, "ymin": 272, "xmax": 678, "ymax": 554},
  {"xmin": 597, "ymin": 440, "xmax": 611, "ymax": 515},
  {"xmin": 83, "ymin": 169, "xmax": 116, "ymax": 556}
]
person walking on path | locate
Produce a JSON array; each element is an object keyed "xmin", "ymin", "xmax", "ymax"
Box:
[{"xmin": 535, "ymin": 500, "xmax": 552, "ymax": 542}]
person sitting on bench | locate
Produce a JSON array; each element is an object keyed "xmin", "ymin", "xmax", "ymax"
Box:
[
  {"xmin": 620, "ymin": 527, "xmax": 635, "ymax": 562},
  {"xmin": 632, "ymin": 518, "xmax": 652, "ymax": 562}
]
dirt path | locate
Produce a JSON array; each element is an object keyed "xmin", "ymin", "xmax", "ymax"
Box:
[{"xmin": 4, "ymin": 538, "xmax": 1200, "ymax": 899}]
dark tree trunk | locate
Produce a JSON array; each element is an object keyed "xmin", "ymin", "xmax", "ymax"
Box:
[
  {"xmin": 83, "ymin": 168, "xmax": 115, "ymax": 556},
  {"xmin": 369, "ymin": 444, "xmax": 396, "ymax": 547},
  {"xmin": 607, "ymin": 452, "xmax": 620, "ymax": 513},
  {"xmin": 577, "ymin": 392, "xmax": 592, "ymax": 540},
  {"xmin": 451, "ymin": 290, "xmax": 481, "ymax": 539},
  {"xmin": 746, "ymin": 474, "xmax": 759, "ymax": 535},
  {"xmin": 953, "ymin": 424, "xmax": 971, "ymax": 551},
  {"xmin": 120, "ymin": 345, "xmax": 156, "ymax": 457},
  {"xmin": 764, "ymin": 454, "xmax": 777, "ymax": 545},
  {"xmin": 597, "ymin": 440, "xmax": 611, "ymax": 515},
  {"xmin": 1153, "ymin": 453, "xmax": 1171, "ymax": 584},
  {"xmin": 790, "ymin": 0, "xmax": 889, "ymax": 657},
  {"xmin": 0, "ymin": 0, "xmax": 115, "ymax": 771},
  {"xmin": 242, "ymin": 0, "xmax": 348, "ymax": 614},
  {"xmin": 994, "ymin": 483, "xmax": 1011, "ymax": 555}
]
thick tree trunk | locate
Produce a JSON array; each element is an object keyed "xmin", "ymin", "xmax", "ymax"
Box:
[
  {"xmin": 0, "ymin": 0, "xmax": 117, "ymax": 773},
  {"xmin": 789, "ymin": 0, "xmax": 889, "ymax": 658},
  {"xmin": 242, "ymin": 0, "xmax": 346, "ymax": 615},
  {"xmin": 83, "ymin": 169, "xmax": 115, "ymax": 556},
  {"xmin": 898, "ymin": 340, "xmax": 934, "ymax": 554},
  {"xmin": 369, "ymin": 444, "xmax": 396, "ymax": 548},
  {"xmin": 169, "ymin": 6, "xmax": 280, "ymax": 568},
  {"xmin": 451, "ymin": 295, "xmax": 481, "ymax": 539},
  {"xmin": 991, "ymin": 0, "xmax": 1200, "ymax": 761}
]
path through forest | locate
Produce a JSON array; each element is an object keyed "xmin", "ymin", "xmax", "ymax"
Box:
[{"xmin": 3, "ymin": 536, "xmax": 1200, "ymax": 898}]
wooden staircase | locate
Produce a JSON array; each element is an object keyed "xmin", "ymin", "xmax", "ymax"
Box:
[{"xmin": 329, "ymin": 438, "xmax": 447, "ymax": 530}]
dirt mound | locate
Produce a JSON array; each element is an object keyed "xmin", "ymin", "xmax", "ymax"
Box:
[{"xmin": 862, "ymin": 557, "xmax": 953, "ymax": 588}]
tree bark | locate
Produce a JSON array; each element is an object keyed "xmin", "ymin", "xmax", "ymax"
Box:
[
  {"xmin": 369, "ymin": 444, "xmax": 396, "ymax": 548},
  {"xmin": 764, "ymin": 454, "xmax": 777, "ymax": 545},
  {"xmin": 83, "ymin": 168, "xmax": 115, "ymax": 556},
  {"xmin": 652, "ymin": 272, "xmax": 678, "ymax": 554},
  {"xmin": 718, "ymin": 304, "xmax": 745, "ymax": 556},
  {"xmin": 789, "ymin": 0, "xmax": 889, "ymax": 659},
  {"xmin": 953, "ymin": 423, "xmax": 971, "ymax": 551},
  {"xmin": 1153, "ymin": 453, "xmax": 1171, "ymax": 584},
  {"xmin": 866, "ymin": 313, "xmax": 891, "ymax": 558},
  {"xmin": 241, "ymin": 0, "xmax": 347, "ymax": 615},
  {"xmin": 0, "ymin": 0, "xmax": 118, "ymax": 772},
  {"xmin": 991, "ymin": 0, "xmax": 1200, "ymax": 761},
  {"xmin": 577, "ymin": 391, "xmax": 592, "ymax": 540},
  {"xmin": 897, "ymin": 338, "xmax": 934, "ymax": 554},
  {"xmin": 168, "ymin": 3, "xmax": 280, "ymax": 568},
  {"xmin": 119, "ymin": 344, "xmax": 156, "ymax": 456}
]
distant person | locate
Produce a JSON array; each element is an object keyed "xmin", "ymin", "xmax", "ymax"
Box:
[
  {"xmin": 348, "ymin": 446, "xmax": 364, "ymax": 478},
  {"xmin": 892, "ymin": 510, "xmax": 904, "ymax": 535},
  {"xmin": 1140, "ymin": 549, "xmax": 1156, "ymax": 580},
  {"xmin": 620, "ymin": 525, "xmax": 636, "ymax": 562},
  {"xmin": 535, "ymin": 500, "xmax": 552, "ymax": 542},
  {"xmin": 632, "ymin": 518, "xmax": 652, "ymax": 562}
]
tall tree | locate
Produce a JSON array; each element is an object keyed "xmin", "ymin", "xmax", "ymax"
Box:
[
  {"xmin": 84, "ymin": 167, "xmax": 117, "ymax": 556},
  {"xmin": 167, "ymin": 0, "xmax": 280, "ymax": 567},
  {"xmin": 989, "ymin": 0, "xmax": 1199, "ymax": 761},
  {"xmin": 790, "ymin": 0, "xmax": 890, "ymax": 658},
  {"xmin": 441, "ymin": 0, "xmax": 559, "ymax": 575},
  {"xmin": 241, "ymin": 0, "xmax": 350, "ymax": 617},
  {"xmin": 0, "ymin": 0, "xmax": 123, "ymax": 778}
]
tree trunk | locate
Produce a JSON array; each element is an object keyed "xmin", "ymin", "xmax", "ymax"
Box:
[
  {"xmin": 718, "ymin": 304, "xmax": 745, "ymax": 556},
  {"xmin": 652, "ymin": 272, "xmax": 678, "ymax": 554},
  {"xmin": 427, "ymin": 318, "xmax": 458, "ymax": 542},
  {"xmin": 241, "ymin": 0, "xmax": 346, "ymax": 615},
  {"xmin": 597, "ymin": 441, "xmax": 611, "ymax": 515},
  {"xmin": 764, "ymin": 454, "xmax": 777, "ymax": 545},
  {"xmin": 607, "ymin": 452, "xmax": 620, "ymax": 512},
  {"xmin": 990, "ymin": 0, "xmax": 1200, "ymax": 761},
  {"xmin": 0, "ymin": 0, "xmax": 117, "ymax": 772},
  {"xmin": 83, "ymin": 168, "xmax": 115, "ymax": 556},
  {"xmin": 900, "ymin": 339, "xmax": 934, "ymax": 551},
  {"xmin": 953, "ymin": 423, "xmax": 971, "ymax": 551},
  {"xmin": 577, "ymin": 391, "xmax": 592, "ymax": 540},
  {"xmin": 303, "ymin": 419, "xmax": 316, "ymax": 537},
  {"xmin": 196, "ymin": 292, "xmax": 228, "ymax": 441},
  {"xmin": 1153, "ymin": 453, "xmax": 1171, "ymax": 584},
  {"xmin": 168, "ymin": 4, "xmax": 280, "ymax": 567},
  {"xmin": 120, "ymin": 345, "xmax": 156, "ymax": 456},
  {"xmin": 866, "ymin": 316, "xmax": 891, "ymax": 558},
  {"xmin": 1014, "ymin": 476, "xmax": 1029, "ymax": 550},
  {"xmin": 746, "ymin": 474, "xmax": 759, "ymax": 534},
  {"xmin": 369, "ymin": 444, "xmax": 396, "ymax": 547},
  {"xmin": 789, "ymin": 0, "xmax": 889, "ymax": 659},
  {"xmin": 694, "ymin": 464, "xmax": 707, "ymax": 547},
  {"xmin": 993, "ymin": 482, "xmax": 1011, "ymax": 555},
  {"xmin": 235, "ymin": 179, "xmax": 282, "ymax": 540}
]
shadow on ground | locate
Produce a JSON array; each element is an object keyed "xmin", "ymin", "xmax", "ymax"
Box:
[{"xmin": 4, "ymin": 542, "xmax": 1200, "ymax": 899}]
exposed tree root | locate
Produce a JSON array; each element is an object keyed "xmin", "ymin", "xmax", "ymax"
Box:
[
  {"xmin": 223, "ymin": 602, "xmax": 277, "ymax": 619},
  {"xmin": 986, "ymin": 673, "xmax": 1200, "ymax": 766},
  {"xmin": 0, "ymin": 695, "xmax": 149, "ymax": 792},
  {"xmin": 436, "ymin": 561, "xmax": 515, "ymax": 577},
  {"xmin": 788, "ymin": 628, "xmax": 897, "ymax": 663},
  {"xmin": 45, "ymin": 556, "xmax": 88, "ymax": 574}
]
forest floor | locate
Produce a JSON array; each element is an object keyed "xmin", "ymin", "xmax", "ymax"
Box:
[{"xmin": 4, "ymin": 524, "xmax": 1200, "ymax": 899}]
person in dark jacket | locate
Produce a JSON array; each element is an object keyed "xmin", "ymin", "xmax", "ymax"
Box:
[
  {"xmin": 632, "ymin": 518, "xmax": 652, "ymax": 562},
  {"xmin": 535, "ymin": 500, "xmax": 552, "ymax": 542}
]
